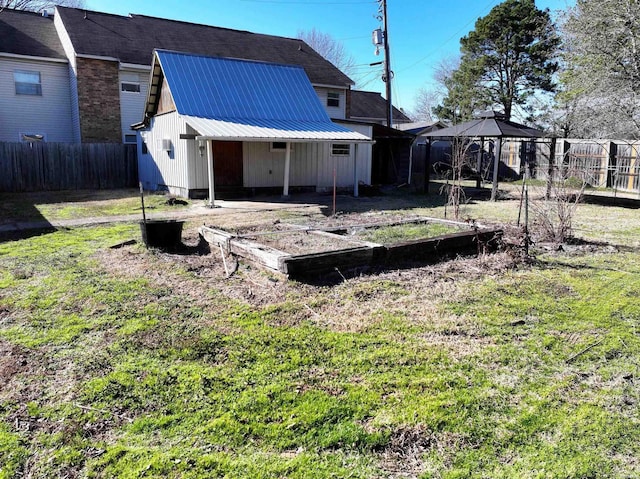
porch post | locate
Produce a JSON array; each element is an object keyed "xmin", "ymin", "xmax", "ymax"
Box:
[
  {"xmin": 353, "ymin": 143, "xmax": 359, "ymax": 197},
  {"xmin": 206, "ymin": 140, "xmax": 216, "ymax": 208},
  {"xmin": 283, "ymin": 141, "xmax": 291, "ymax": 197},
  {"xmin": 491, "ymin": 137, "xmax": 503, "ymax": 201}
]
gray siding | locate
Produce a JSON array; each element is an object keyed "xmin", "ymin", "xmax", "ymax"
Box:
[
  {"xmin": 314, "ymin": 87, "xmax": 347, "ymax": 119},
  {"xmin": 0, "ymin": 57, "xmax": 74, "ymax": 142},
  {"xmin": 119, "ymin": 69, "xmax": 149, "ymax": 142}
]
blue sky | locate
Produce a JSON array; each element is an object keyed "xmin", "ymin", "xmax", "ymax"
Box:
[{"xmin": 85, "ymin": 0, "xmax": 575, "ymax": 115}]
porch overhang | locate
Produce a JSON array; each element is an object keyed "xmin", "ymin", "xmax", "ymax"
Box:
[{"xmin": 186, "ymin": 116, "xmax": 373, "ymax": 144}]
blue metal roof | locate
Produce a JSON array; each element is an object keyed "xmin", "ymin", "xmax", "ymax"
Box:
[{"xmin": 156, "ymin": 50, "xmax": 332, "ymax": 122}]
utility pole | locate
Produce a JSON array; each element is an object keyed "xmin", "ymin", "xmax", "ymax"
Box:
[
  {"xmin": 380, "ymin": 0, "xmax": 392, "ymax": 128},
  {"xmin": 372, "ymin": 0, "xmax": 393, "ymax": 127}
]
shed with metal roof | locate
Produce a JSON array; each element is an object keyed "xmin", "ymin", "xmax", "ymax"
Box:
[{"xmin": 136, "ymin": 50, "xmax": 373, "ymax": 203}]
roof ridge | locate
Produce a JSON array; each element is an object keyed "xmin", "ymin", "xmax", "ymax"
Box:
[
  {"xmin": 56, "ymin": 6, "xmax": 304, "ymax": 44},
  {"xmin": 155, "ymin": 49, "xmax": 305, "ymax": 71},
  {"xmin": 55, "ymin": 5, "xmax": 131, "ymax": 20},
  {"xmin": 0, "ymin": 7, "xmax": 54, "ymax": 18},
  {"xmin": 132, "ymin": 13, "xmax": 306, "ymax": 44}
]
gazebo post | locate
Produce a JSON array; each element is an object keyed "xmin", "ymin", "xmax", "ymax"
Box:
[
  {"xmin": 476, "ymin": 136, "xmax": 484, "ymax": 189},
  {"xmin": 491, "ymin": 137, "xmax": 503, "ymax": 201}
]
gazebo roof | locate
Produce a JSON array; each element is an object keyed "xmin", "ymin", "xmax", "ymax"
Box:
[{"xmin": 424, "ymin": 111, "xmax": 544, "ymax": 139}]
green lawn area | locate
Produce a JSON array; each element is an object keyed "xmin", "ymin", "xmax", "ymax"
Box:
[
  {"xmin": 0, "ymin": 191, "xmax": 638, "ymax": 478},
  {"xmin": 0, "ymin": 189, "xmax": 190, "ymax": 224}
]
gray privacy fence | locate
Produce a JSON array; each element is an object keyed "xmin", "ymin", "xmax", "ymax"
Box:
[
  {"xmin": 0, "ymin": 142, "xmax": 138, "ymax": 192},
  {"xmin": 500, "ymin": 139, "xmax": 640, "ymax": 194}
]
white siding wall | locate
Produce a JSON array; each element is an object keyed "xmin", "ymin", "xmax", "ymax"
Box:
[
  {"xmin": 53, "ymin": 12, "xmax": 81, "ymax": 142},
  {"xmin": 0, "ymin": 56, "xmax": 75, "ymax": 142},
  {"xmin": 119, "ymin": 69, "xmax": 150, "ymax": 143},
  {"xmin": 243, "ymin": 142, "xmax": 319, "ymax": 188},
  {"xmin": 187, "ymin": 124, "xmax": 209, "ymax": 190},
  {"xmin": 242, "ymin": 134, "xmax": 371, "ymax": 191},
  {"xmin": 138, "ymin": 112, "xmax": 191, "ymax": 197},
  {"xmin": 314, "ymin": 86, "xmax": 347, "ymax": 119},
  {"xmin": 336, "ymin": 121, "xmax": 372, "ymax": 186}
]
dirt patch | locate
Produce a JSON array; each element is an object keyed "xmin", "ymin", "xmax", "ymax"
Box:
[
  {"xmin": 0, "ymin": 339, "xmax": 29, "ymax": 383},
  {"xmin": 233, "ymin": 223, "xmax": 360, "ymax": 255}
]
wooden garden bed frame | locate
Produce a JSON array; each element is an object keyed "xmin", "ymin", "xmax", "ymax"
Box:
[{"xmin": 198, "ymin": 217, "xmax": 503, "ymax": 278}]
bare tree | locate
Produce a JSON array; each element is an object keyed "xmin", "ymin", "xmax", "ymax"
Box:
[
  {"xmin": 297, "ymin": 28, "xmax": 357, "ymax": 80},
  {"xmin": 1, "ymin": 0, "xmax": 84, "ymax": 12},
  {"xmin": 411, "ymin": 88, "xmax": 437, "ymax": 122},
  {"xmin": 411, "ymin": 57, "xmax": 460, "ymax": 121},
  {"xmin": 561, "ymin": 0, "xmax": 640, "ymax": 138}
]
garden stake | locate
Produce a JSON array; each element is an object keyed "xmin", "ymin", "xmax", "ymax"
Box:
[{"xmin": 139, "ymin": 181, "xmax": 148, "ymax": 249}]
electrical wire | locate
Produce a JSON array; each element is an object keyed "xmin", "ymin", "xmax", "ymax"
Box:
[
  {"xmin": 395, "ymin": 0, "xmax": 498, "ymax": 75},
  {"xmin": 238, "ymin": 0, "xmax": 375, "ymax": 4}
]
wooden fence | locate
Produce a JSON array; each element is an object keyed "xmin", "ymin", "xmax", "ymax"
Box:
[
  {"xmin": 0, "ymin": 142, "xmax": 138, "ymax": 193},
  {"xmin": 501, "ymin": 139, "xmax": 640, "ymax": 195}
]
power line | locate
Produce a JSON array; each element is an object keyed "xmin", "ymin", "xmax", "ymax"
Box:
[
  {"xmin": 395, "ymin": 0, "xmax": 497, "ymax": 75},
  {"xmin": 238, "ymin": 0, "xmax": 375, "ymax": 4}
]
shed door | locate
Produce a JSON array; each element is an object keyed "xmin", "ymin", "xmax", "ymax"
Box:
[{"xmin": 213, "ymin": 141, "xmax": 243, "ymax": 187}]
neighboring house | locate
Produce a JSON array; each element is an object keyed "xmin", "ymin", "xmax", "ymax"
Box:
[
  {"xmin": 394, "ymin": 120, "xmax": 448, "ymax": 137},
  {"xmin": 136, "ymin": 50, "xmax": 372, "ymax": 200},
  {"xmin": 349, "ymin": 90, "xmax": 411, "ymax": 126},
  {"xmin": 0, "ymin": 9, "xmax": 75, "ymax": 142},
  {"xmin": 51, "ymin": 6, "xmax": 356, "ymax": 145}
]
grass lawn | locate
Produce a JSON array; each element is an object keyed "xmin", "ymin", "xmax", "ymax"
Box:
[
  {"xmin": 0, "ymin": 190, "xmax": 639, "ymax": 478},
  {"xmin": 0, "ymin": 189, "xmax": 191, "ymax": 224}
]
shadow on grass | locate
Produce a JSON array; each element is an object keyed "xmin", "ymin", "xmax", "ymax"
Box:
[
  {"xmin": 0, "ymin": 189, "xmax": 144, "ymax": 243},
  {"xmin": 533, "ymin": 237, "xmax": 640, "ymax": 273}
]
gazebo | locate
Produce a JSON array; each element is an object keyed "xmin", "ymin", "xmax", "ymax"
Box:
[{"xmin": 424, "ymin": 111, "xmax": 544, "ymax": 200}]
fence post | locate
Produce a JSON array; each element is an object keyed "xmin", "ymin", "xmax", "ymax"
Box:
[
  {"xmin": 607, "ymin": 141, "xmax": 617, "ymax": 188},
  {"xmin": 546, "ymin": 137, "xmax": 556, "ymax": 200}
]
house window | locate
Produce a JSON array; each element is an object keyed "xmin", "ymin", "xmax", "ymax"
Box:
[
  {"xmin": 327, "ymin": 91, "xmax": 340, "ymax": 108},
  {"xmin": 270, "ymin": 142, "xmax": 292, "ymax": 152},
  {"xmin": 15, "ymin": 70, "xmax": 42, "ymax": 96},
  {"xmin": 121, "ymin": 82, "xmax": 141, "ymax": 93},
  {"xmin": 124, "ymin": 134, "xmax": 137, "ymax": 144},
  {"xmin": 19, "ymin": 132, "xmax": 46, "ymax": 142},
  {"xmin": 331, "ymin": 143, "xmax": 350, "ymax": 156}
]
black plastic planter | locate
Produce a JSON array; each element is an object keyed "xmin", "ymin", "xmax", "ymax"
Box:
[{"xmin": 140, "ymin": 219, "xmax": 184, "ymax": 250}]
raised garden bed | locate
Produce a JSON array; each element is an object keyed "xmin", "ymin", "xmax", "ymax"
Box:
[{"xmin": 199, "ymin": 217, "xmax": 503, "ymax": 279}]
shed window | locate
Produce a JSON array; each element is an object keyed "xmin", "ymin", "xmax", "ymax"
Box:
[
  {"xmin": 331, "ymin": 143, "xmax": 350, "ymax": 156},
  {"xmin": 15, "ymin": 70, "xmax": 42, "ymax": 96},
  {"xmin": 327, "ymin": 91, "xmax": 340, "ymax": 108},
  {"xmin": 124, "ymin": 134, "xmax": 137, "ymax": 144},
  {"xmin": 270, "ymin": 142, "xmax": 292, "ymax": 152},
  {"xmin": 121, "ymin": 82, "xmax": 141, "ymax": 93}
]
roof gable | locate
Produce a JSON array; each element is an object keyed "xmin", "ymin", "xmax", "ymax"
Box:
[
  {"xmin": 142, "ymin": 50, "xmax": 371, "ymax": 144},
  {"xmin": 55, "ymin": 6, "xmax": 353, "ymax": 87},
  {"xmin": 156, "ymin": 50, "xmax": 331, "ymax": 122},
  {"xmin": 0, "ymin": 8, "xmax": 66, "ymax": 60}
]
